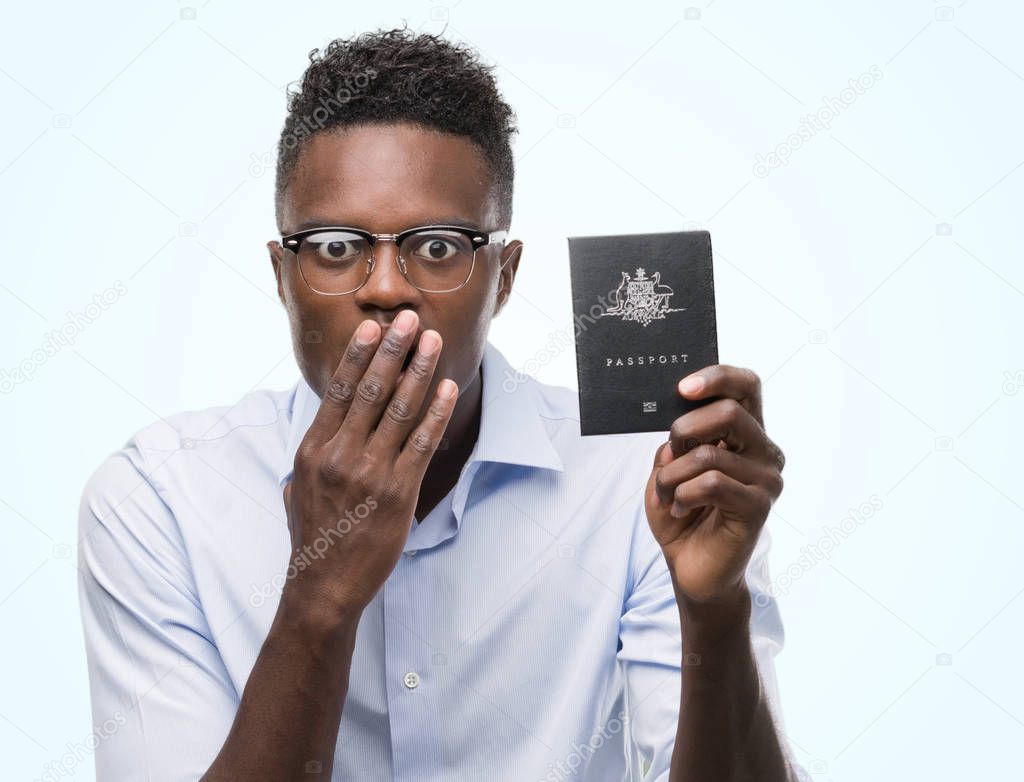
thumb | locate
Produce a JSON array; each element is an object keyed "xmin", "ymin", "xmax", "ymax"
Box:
[
  {"xmin": 282, "ymin": 479, "xmax": 297, "ymax": 544},
  {"xmin": 654, "ymin": 439, "xmax": 673, "ymax": 468},
  {"xmin": 648, "ymin": 440, "xmax": 674, "ymax": 509}
]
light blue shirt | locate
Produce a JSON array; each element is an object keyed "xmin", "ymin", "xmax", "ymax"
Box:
[{"xmin": 78, "ymin": 339, "xmax": 797, "ymax": 781}]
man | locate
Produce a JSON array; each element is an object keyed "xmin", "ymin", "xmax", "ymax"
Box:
[{"xmin": 78, "ymin": 27, "xmax": 802, "ymax": 781}]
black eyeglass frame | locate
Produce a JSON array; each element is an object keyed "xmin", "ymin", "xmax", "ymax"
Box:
[{"xmin": 279, "ymin": 223, "xmax": 509, "ymax": 295}]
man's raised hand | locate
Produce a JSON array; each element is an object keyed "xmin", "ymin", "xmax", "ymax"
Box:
[{"xmin": 281, "ymin": 309, "xmax": 457, "ymax": 623}]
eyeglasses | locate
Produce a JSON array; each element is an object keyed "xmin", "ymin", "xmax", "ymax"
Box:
[{"xmin": 279, "ymin": 223, "xmax": 508, "ymax": 295}]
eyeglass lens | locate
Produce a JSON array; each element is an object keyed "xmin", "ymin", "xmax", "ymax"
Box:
[{"xmin": 297, "ymin": 229, "xmax": 476, "ymax": 294}]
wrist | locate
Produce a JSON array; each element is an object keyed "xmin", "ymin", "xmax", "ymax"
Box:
[
  {"xmin": 675, "ymin": 580, "xmax": 752, "ymax": 632},
  {"xmin": 277, "ymin": 582, "xmax": 364, "ymax": 647}
]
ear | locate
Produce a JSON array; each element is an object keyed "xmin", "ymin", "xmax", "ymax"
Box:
[
  {"xmin": 494, "ymin": 240, "xmax": 522, "ymax": 317},
  {"xmin": 267, "ymin": 240, "xmax": 286, "ymax": 305}
]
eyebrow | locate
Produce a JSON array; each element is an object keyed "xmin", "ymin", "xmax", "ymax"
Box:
[{"xmin": 292, "ymin": 215, "xmax": 480, "ymax": 232}]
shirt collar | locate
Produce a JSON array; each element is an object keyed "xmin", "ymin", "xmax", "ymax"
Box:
[{"xmin": 277, "ymin": 340, "xmax": 564, "ymax": 489}]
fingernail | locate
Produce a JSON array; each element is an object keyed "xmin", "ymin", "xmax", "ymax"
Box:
[
  {"xmin": 356, "ymin": 320, "xmax": 377, "ymax": 344},
  {"xmin": 659, "ymin": 441, "xmax": 673, "ymax": 465},
  {"xmin": 679, "ymin": 375, "xmax": 704, "ymax": 395},
  {"xmin": 419, "ymin": 330, "xmax": 440, "ymax": 355},
  {"xmin": 394, "ymin": 310, "xmax": 416, "ymax": 334},
  {"xmin": 439, "ymin": 379, "xmax": 457, "ymax": 400}
]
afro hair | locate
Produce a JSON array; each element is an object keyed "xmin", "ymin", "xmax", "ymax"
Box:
[{"xmin": 274, "ymin": 26, "xmax": 518, "ymax": 231}]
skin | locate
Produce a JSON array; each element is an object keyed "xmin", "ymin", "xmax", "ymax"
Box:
[
  {"xmin": 199, "ymin": 120, "xmax": 796, "ymax": 781},
  {"xmin": 270, "ymin": 122, "xmax": 522, "ymax": 522},
  {"xmin": 646, "ymin": 367, "xmax": 798, "ymax": 781}
]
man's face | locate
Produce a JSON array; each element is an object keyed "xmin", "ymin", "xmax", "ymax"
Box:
[{"xmin": 269, "ymin": 121, "xmax": 521, "ymax": 413}]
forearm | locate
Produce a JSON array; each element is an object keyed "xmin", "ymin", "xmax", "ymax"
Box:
[
  {"xmin": 668, "ymin": 583, "xmax": 795, "ymax": 782},
  {"xmin": 201, "ymin": 591, "xmax": 361, "ymax": 781}
]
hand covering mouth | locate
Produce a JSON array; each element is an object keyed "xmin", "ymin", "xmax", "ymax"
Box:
[{"xmin": 401, "ymin": 345, "xmax": 415, "ymax": 371}]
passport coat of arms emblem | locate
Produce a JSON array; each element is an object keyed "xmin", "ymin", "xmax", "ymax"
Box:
[{"xmin": 599, "ymin": 267, "xmax": 686, "ymax": 327}]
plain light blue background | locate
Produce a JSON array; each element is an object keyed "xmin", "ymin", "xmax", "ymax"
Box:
[{"xmin": 3, "ymin": 1, "xmax": 1021, "ymax": 779}]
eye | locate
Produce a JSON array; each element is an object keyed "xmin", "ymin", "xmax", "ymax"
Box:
[
  {"xmin": 405, "ymin": 231, "xmax": 471, "ymax": 263},
  {"xmin": 412, "ymin": 237, "xmax": 458, "ymax": 262},
  {"xmin": 319, "ymin": 240, "xmax": 358, "ymax": 261},
  {"xmin": 304, "ymin": 231, "xmax": 365, "ymax": 264}
]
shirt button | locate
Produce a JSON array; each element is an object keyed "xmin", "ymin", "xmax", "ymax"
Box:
[
  {"xmin": 404, "ymin": 549, "xmax": 418, "ymax": 557},
  {"xmin": 403, "ymin": 671, "xmax": 420, "ymax": 689}
]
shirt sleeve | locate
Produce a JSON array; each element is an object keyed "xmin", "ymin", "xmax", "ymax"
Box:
[
  {"xmin": 77, "ymin": 441, "xmax": 240, "ymax": 781},
  {"xmin": 616, "ymin": 494, "xmax": 804, "ymax": 781}
]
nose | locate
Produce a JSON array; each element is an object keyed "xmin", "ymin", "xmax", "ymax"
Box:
[{"xmin": 353, "ymin": 239, "xmax": 421, "ymax": 311}]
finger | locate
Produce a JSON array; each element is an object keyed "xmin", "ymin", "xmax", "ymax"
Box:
[
  {"xmin": 335, "ymin": 309, "xmax": 421, "ymax": 447},
  {"xmin": 282, "ymin": 480, "xmax": 298, "ymax": 548},
  {"xmin": 301, "ymin": 319, "xmax": 381, "ymax": 450},
  {"xmin": 653, "ymin": 444, "xmax": 783, "ymax": 508},
  {"xmin": 394, "ymin": 379, "xmax": 459, "ymax": 478},
  {"xmin": 670, "ymin": 469, "xmax": 772, "ymax": 522},
  {"xmin": 678, "ymin": 364, "xmax": 764, "ymax": 426},
  {"xmin": 668, "ymin": 397, "xmax": 769, "ymax": 459},
  {"xmin": 367, "ymin": 328, "xmax": 443, "ymax": 456}
]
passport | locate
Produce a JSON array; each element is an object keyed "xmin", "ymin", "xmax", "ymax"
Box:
[{"xmin": 567, "ymin": 230, "xmax": 719, "ymax": 436}]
